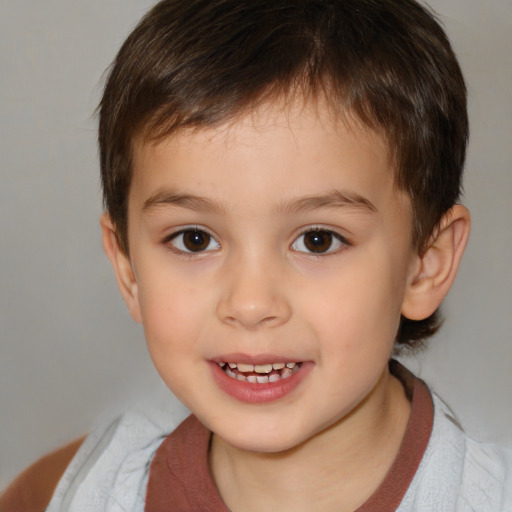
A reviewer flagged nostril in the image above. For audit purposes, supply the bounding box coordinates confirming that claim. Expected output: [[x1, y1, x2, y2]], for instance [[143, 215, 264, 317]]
[[260, 315, 278, 325]]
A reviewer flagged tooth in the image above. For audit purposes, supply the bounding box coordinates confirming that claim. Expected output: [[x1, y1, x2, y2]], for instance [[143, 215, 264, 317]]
[[286, 362, 296, 369], [247, 375, 257, 383], [269, 374, 280, 383], [217, 362, 225, 367], [228, 363, 237, 369], [255, 364, 273, 374], [237, 374, 247, 382], [281, 367, 293, 379], [237, 363, 254, 372], [272, 363, 286, 370], [226, 368, 237, 379], [256, 375, 269, 384]]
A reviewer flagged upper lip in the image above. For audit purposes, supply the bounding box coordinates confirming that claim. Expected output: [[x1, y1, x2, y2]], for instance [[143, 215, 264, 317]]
[[211, 353, 303, 365]]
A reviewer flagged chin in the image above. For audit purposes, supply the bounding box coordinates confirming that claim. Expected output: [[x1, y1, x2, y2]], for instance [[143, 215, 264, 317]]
[[223, 436, 300, 454], [211, 420, 314, 454]]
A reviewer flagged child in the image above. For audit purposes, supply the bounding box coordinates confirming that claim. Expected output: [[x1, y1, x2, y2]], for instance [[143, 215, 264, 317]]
[[2, 0, 511, 510]]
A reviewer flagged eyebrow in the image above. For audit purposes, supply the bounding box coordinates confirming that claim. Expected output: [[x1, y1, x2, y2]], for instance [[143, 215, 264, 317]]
[[277, 190, 378, 215], [142, 189, 377, 215], [143, 191, 228, 215]]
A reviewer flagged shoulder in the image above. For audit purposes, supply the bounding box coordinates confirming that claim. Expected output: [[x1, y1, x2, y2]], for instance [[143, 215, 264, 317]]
[[399, 391, 512, 512], [0, 436, 85, 512], [45, 404, 187, 512], [459, 431, 512, 511]]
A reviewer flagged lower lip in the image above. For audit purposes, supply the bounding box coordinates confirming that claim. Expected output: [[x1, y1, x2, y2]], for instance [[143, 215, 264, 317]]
[[210, 361, 313, 404]]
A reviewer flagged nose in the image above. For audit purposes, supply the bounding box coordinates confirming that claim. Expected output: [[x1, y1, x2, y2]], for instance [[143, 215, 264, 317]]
[[216, 256, 292, 330]]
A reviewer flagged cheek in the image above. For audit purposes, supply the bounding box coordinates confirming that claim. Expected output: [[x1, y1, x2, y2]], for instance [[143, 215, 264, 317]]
[[303, 254, 405, 354], [140, 289, 205, 402], [136, 272, 202, 357]]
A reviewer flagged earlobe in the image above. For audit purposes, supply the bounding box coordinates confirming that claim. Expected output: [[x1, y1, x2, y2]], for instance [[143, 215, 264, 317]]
[[402, 205, 471, 321], [100, 214, 142, 324]]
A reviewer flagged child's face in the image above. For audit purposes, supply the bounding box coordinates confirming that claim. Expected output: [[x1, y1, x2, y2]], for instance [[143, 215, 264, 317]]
[[122, 98, 418, 453]]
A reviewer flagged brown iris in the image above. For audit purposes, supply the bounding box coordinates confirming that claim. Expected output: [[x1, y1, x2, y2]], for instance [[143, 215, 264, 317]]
[[182, 230, 211, 252], [303, 230, 334, 253]]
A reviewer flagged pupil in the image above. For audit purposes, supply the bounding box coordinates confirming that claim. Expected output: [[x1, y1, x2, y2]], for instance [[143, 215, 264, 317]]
[[304, 231, 332, 253], [183, 230, 210, 251]]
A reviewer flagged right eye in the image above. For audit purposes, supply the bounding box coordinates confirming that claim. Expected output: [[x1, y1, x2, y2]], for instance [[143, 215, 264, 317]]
[[168, 229, 220, 253]]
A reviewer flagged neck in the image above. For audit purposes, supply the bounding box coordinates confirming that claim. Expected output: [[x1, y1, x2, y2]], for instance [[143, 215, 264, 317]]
[[209, 369, 411, 512]]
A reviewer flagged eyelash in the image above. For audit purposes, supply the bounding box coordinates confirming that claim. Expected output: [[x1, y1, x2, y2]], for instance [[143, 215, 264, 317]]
[[291, 227, 350, 256], [162, 226, 350, 256], [163, 227, 220, 255]]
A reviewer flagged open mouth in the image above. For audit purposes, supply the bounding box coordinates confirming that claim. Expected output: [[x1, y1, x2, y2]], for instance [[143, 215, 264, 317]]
[[217, 361, 302, 383]]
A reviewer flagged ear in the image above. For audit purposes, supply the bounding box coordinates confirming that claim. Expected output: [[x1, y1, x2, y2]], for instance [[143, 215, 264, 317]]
[[100, 213, 142, 324], [401, 205, 471, 321]]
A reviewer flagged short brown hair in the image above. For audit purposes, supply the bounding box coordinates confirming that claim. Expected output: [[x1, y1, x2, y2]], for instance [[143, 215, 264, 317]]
[[99, 0, 468, 349]]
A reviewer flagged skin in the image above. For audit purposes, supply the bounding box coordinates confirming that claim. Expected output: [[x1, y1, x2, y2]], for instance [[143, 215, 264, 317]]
[[102, 97, 470, 511]]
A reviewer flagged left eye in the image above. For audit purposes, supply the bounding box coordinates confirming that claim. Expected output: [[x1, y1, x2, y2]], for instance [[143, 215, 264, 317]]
[[291, 229, 346, 254], [168, 229, 220, 253]]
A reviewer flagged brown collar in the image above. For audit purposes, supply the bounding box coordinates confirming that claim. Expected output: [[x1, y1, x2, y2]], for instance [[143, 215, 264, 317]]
[[145, 361, 433, 512]]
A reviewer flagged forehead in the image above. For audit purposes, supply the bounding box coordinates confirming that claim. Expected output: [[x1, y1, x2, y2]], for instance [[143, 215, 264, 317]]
[[129, 97, 404, 217], [140, 94, 389, 154]]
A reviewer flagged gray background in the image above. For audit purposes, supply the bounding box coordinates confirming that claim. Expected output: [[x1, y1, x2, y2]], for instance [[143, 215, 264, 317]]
[[1, 0, 511, 488]]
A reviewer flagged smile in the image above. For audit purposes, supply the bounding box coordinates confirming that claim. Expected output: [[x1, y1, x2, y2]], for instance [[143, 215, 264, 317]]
[[211, 359, 312, 403], [217, 362, 302, 383]]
